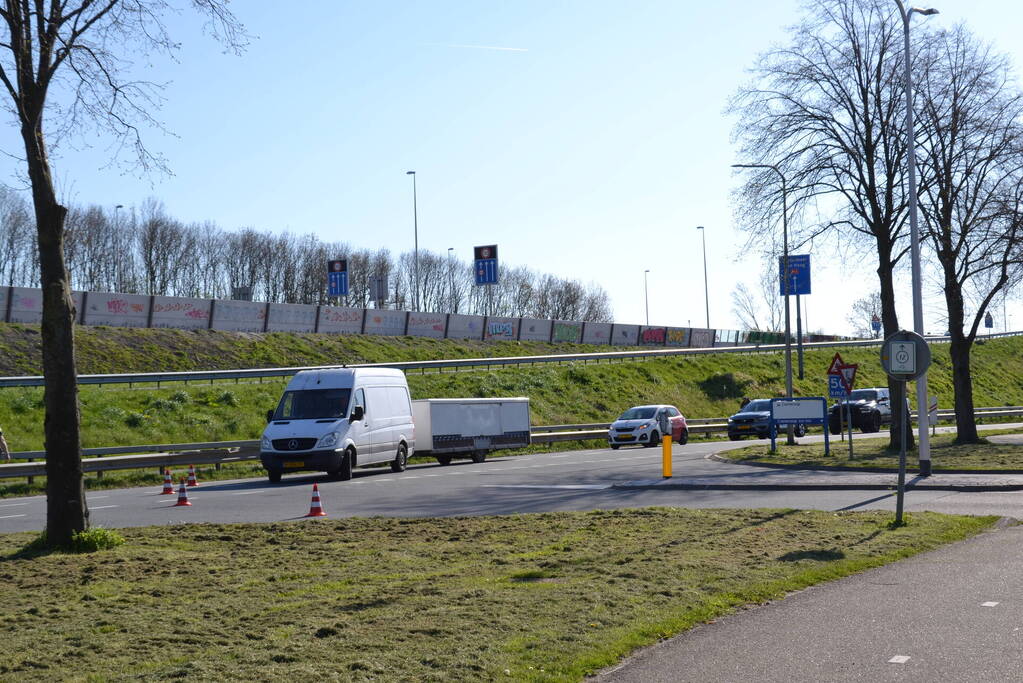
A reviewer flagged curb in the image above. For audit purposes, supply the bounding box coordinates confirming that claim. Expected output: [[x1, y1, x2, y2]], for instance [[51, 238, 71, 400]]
[[707, 453, 1023, 475], [612, 480, 1023, 492]]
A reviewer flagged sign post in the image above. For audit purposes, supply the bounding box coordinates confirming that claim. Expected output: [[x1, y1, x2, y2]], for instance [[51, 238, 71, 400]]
[[929, 395, 938, 436], [881, 329, 933, 525], [826, 352, 857, 459], [780, 254, 811, 379]]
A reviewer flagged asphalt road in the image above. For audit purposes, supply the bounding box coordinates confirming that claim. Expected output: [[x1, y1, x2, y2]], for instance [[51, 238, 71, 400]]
[[4, 426, 1023, 533]]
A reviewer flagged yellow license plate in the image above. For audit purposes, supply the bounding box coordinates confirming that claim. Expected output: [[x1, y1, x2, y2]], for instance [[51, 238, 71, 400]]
[[284, 461, 303, 468], [618, 435, 634, 441]]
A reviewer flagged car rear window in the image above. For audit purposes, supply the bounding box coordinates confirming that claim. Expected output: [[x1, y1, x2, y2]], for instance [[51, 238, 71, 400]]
[[742, 400, 772, 412]]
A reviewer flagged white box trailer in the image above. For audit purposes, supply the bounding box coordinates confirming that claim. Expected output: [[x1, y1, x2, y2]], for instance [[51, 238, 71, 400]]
[[412, 397, 531, 465]]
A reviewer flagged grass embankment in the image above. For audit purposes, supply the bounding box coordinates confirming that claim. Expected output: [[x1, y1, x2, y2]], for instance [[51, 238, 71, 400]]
[[2, 329, 1023, 494], [720, 430, 1023, 471], [0, 509, 997, 681]]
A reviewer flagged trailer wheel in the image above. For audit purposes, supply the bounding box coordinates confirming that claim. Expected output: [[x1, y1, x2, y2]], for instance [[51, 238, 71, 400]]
[[436, 454, 453, 466], [471, 451, 487, 464]]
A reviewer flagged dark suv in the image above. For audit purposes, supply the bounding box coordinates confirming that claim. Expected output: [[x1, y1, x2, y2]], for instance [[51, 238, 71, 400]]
[[728, 398, 807, 440], [829, 387, 892, 434]]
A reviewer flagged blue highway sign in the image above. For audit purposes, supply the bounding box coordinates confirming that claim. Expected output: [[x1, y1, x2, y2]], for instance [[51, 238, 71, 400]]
[[779, 254, 811, 296], [828, 374, 848, 399], [327, 259, 348, 297], [474, 245, 499, 285]]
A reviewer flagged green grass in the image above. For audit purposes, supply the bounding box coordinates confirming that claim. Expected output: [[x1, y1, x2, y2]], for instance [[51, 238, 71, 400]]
[[719, 430, 1023, 470], [0, 508, 997, 681]]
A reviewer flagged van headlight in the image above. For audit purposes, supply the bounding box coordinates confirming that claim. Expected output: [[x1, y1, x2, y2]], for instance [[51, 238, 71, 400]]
[[316, 432, 338, 448], [261, 436, 271, 449]]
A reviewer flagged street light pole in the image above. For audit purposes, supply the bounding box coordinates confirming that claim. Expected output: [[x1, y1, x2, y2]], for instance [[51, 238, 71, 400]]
[[697, 226, 709, 328], [447, 247, 455, 313], [733, 163, 795, 444], [644, 270, 650, 325], [895, 0, 938, 476], [406, 171, 419, 312], [114, 204, 124, 292]]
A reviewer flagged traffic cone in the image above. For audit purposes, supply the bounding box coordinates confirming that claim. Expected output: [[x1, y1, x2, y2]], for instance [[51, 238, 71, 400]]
[[186, 464, 199, 487], [304, 484, 326, 517], [160, 469, 174, 494], [173, 479, 192, 507]]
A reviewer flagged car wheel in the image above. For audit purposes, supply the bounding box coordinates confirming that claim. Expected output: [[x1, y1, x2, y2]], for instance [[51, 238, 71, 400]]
[[678, 429, 689, 445], [829, 420, 842, 435], [339, 449, 354, 481], [390, 442, 408, 473], [728, 433, 742, 441], [795, 424, 807, 437], [644, 431, 660, 448], [870, 411, 882, 432], [436, 454, 453, 466], [610, 444, 620, 450], [267, 470, 282, 483]]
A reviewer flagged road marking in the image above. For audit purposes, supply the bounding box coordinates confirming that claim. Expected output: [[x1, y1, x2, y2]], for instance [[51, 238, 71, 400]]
[[0, 502, 29, 508], [91, 505, 118, 510], [376, 478, 394, 482], [982, 601, 1000, 607], [404, 476, 421, 479], [482, 484, 611, 490], [423, 474, 440, 477], [231, 491, 265, 495], [888, 656, 911, 664], [88, 496, 109, 500], [0, 514, 27, 519]]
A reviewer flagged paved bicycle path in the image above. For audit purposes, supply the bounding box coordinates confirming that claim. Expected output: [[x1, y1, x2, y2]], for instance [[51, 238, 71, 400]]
[[594, 519, 1023, 682]]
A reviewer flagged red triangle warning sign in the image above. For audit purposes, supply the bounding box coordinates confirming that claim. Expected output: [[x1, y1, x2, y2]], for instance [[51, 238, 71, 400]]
[[839, 364, 858, 392], [827, 353, 845, 376]]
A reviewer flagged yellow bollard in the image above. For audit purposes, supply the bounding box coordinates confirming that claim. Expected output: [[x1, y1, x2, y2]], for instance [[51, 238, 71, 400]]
[[662, 434, 672, 478]]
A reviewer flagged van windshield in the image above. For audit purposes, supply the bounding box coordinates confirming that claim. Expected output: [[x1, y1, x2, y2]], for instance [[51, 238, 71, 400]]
[[273, 389, 352, 420]]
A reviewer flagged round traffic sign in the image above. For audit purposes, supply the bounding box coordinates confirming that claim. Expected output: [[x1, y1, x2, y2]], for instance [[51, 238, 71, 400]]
[[880, 330, 931, 381]]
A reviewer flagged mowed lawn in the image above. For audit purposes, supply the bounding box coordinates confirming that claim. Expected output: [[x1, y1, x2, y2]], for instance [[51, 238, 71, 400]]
[[720, 431, 1023, 470], [0, 508, 996, 681]]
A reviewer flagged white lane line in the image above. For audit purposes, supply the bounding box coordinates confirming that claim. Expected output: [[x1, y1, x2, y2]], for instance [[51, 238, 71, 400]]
[[0, 514, 27, 519], [423, 474, 441, 477], [375, 478, 394, 482], [88, 496, 109, 500], [482, 484, 611, 490], [231, 491, 265, 495], [982, 602, 1000, 607], [91, 505, 118, 510], [0, 502, 29, 508], [404, 476, 421, 479], [888, 656, 911, 664]]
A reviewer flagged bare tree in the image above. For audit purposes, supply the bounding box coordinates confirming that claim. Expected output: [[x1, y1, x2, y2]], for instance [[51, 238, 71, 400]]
[[847, 292, 883, 338], [915, 26, 1023, 442], [731, 0, 916, 450], [731, 258, 784, 332], [0, 1, 244, 545]]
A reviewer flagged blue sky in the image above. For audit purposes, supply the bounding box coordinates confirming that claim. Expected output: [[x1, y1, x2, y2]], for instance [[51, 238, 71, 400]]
[[3, 0, 1022, 336]]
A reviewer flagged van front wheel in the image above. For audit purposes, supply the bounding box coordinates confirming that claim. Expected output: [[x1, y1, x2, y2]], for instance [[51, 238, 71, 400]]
[[391, 443, 408, 473], [339, 449, 354, 481]]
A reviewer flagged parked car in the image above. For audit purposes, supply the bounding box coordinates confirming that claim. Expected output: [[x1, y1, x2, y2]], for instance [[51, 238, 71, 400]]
[[260, 368, 414, 483], [727, 399, 807, 440], [828, 387, 894, 434], [608, 405, 688, 449]]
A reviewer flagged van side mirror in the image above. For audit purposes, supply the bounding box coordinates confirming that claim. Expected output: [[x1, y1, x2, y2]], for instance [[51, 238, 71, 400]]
[[350, 405, 365, 422], [266, 409, 274, 423]]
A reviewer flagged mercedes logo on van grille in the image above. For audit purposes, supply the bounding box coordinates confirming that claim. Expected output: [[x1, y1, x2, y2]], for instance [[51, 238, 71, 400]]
[[288, 439, 298, 450]]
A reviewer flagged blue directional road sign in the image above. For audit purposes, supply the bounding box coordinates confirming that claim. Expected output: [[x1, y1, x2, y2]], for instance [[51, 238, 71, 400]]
[[474, 245, 499, 285], [327, 259, 348, 297], [779, 254, 811, 296], [871, 314, 881, 334]]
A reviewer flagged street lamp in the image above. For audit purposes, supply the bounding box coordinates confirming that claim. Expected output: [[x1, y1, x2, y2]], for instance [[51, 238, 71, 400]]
[[644, 270, 650, 325], [894, 0, 938, 476], [447, 247, 455, 313], [733, 163, 795, 444], [114, 204, 124, 292], [406, 171, 419, 311], [696, 226, 709, 328]]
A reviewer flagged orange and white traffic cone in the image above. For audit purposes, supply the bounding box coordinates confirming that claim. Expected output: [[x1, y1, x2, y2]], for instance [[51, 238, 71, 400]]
[[305, 483, 326, 517], [173, 479, 192, 507], [186, 464, 199, 487], [160, 469, 174, 494]]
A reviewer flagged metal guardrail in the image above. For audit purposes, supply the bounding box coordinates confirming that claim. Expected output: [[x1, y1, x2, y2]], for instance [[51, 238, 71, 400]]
[[7, 332, 1009, 389], [5, 406, 1021, 480]]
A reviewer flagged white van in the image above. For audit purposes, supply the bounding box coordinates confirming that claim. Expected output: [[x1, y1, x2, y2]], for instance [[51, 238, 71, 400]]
[[260, 368, 415, 483]]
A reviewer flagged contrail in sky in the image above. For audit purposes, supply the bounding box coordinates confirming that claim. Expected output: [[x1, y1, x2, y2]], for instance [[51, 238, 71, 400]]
[[428, 43, 528, 52]]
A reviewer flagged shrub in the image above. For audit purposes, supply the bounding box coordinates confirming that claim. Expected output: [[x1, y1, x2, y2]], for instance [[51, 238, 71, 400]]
[[124, 412, 147, 428], [217, 391, 238, 407], [21, 528, 126, 554], [170, 390, 190, 404]]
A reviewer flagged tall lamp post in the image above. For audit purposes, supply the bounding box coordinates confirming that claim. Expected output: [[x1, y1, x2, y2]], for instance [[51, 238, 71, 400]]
[[894, 0, 937, 475], [406, 171, 419, 311], [447, 247, 455, 313], [114, 204, 124, 292], [696, 226, 709, 328], [733, 163, 795, 445], [644, 269, 650, 325]]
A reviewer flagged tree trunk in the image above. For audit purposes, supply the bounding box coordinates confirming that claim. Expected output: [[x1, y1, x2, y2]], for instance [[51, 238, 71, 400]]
[[22, 118, 88, 546], [943, 266, 980, 443], [876, 243, 913, 451]]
